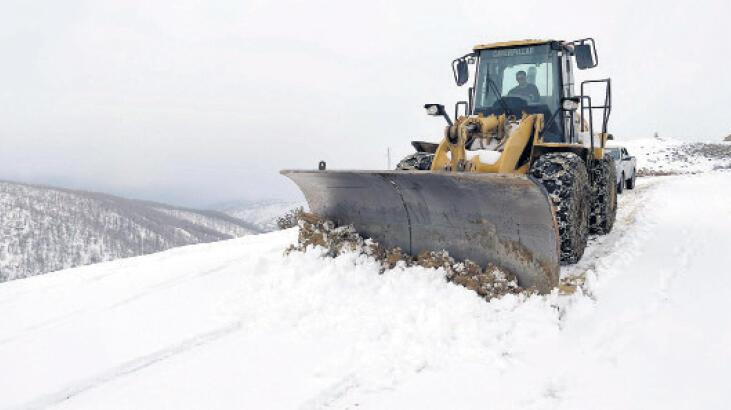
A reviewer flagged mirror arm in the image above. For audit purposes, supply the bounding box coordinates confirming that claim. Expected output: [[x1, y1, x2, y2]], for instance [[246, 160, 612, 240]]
[[454, 101, 468, 120], [468, 86, 474, 114]]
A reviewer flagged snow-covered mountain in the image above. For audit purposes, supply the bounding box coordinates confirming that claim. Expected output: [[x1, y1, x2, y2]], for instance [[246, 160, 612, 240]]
[[216, 199, 306, 232], [2, 170, 730, 409], [0, 181, 261, 282]]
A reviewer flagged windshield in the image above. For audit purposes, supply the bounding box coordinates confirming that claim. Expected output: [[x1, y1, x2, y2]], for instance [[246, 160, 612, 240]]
[[474, 44, 560, 116], [607, 148, 620, 160]]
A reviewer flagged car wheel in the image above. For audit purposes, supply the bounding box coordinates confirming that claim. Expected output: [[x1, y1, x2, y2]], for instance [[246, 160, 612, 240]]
[[617, 172, 624, 194], [626, 170, 636, 190]]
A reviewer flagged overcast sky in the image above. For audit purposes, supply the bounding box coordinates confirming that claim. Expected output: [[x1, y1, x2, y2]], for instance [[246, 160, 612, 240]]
[[1, 0, 730, 207]]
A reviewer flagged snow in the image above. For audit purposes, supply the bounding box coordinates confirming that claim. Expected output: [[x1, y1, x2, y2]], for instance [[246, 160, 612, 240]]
[[217, 199, 307, 232], [465, 150, 502, 164], [1, 172, 731, 409], [152, 207, 259, 237]]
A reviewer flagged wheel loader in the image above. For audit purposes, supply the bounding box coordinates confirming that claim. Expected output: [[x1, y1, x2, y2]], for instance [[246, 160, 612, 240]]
[[282, 38, 617, 293]]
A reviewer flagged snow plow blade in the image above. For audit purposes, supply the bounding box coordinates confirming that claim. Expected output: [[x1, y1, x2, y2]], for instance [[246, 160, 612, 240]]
[[281, 170, 559, 293]]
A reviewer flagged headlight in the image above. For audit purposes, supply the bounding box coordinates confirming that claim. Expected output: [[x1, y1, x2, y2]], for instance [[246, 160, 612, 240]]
[[562, 99, 579, 111], [426, 105, 441, 115], [422, 103, 452, 125]]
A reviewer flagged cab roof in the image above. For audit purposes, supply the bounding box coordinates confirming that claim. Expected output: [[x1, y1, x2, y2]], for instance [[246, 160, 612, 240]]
[[473, 39, 556, 51]]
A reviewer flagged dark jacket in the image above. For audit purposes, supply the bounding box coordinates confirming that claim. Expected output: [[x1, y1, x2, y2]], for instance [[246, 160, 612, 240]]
[[508, 83, 540, 102]]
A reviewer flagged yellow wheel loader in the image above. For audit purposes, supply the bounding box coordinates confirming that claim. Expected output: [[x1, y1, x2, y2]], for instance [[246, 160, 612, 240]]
[[282, 38, 617, 293]]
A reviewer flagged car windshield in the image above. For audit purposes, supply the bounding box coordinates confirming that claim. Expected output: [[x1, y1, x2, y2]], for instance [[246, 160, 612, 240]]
[[607, 148, 620, 160], [474, 44, 560, 115]]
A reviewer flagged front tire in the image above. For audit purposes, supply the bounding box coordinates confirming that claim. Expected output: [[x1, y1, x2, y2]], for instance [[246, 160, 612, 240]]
[[531, 152, 591, 264]]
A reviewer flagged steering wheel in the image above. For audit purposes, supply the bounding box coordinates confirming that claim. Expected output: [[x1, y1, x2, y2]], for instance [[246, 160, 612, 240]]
[[492, 96, 527, 116], [506, 91, 528, 101]]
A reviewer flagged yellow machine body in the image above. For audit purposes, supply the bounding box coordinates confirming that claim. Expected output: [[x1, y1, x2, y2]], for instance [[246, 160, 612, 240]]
[[431, 113, 608, 176]]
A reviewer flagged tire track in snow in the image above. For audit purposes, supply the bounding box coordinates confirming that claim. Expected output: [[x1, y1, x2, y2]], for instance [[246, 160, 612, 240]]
[[560, 177, 665, 295], [554, 177, 672, 337], [299, 374, 361, 410], [0, 245, 209, 307], [14, 321, 244, 410], [0, 255, 246, 347], [560, 174, 724, 380], [0, 233, 296, 347], [101, 255, 248, 310]]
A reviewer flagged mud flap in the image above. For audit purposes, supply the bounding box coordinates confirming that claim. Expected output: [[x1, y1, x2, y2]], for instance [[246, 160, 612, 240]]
[[281, 170, 560, 293]]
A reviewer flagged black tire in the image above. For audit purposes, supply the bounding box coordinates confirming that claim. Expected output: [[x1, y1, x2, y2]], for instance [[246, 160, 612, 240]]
[[396, 152, 434, 170], [617, 172, 624, 194], [626, 170, 636, 189], [530, 152, 590, 264], [589, 156, 618, 235]]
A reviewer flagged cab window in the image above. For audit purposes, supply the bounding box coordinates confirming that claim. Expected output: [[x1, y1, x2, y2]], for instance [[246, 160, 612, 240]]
[[500, 63, 555, 101], [474, 44, 560, 114]]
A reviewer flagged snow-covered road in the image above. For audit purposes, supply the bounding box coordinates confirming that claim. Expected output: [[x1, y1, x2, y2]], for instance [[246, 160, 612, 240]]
[[1, 173, 730, 409]]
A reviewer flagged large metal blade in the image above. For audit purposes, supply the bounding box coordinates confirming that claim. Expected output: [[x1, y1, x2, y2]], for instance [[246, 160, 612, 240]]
[[281, 170, 559, 293]]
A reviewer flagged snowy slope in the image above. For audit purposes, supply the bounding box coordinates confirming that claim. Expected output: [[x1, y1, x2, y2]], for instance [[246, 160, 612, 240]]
[[1, 172, 730, 409], [216, 199, 307, 232], [0, 181, 261, 282], [621, 137, 731, 175]]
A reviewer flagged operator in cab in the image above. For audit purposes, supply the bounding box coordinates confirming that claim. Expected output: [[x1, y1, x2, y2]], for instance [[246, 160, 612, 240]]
[[508, 70, 540, 102]]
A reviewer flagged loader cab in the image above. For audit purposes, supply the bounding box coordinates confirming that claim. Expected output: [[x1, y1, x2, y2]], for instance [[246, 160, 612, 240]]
[[455, 39, 610, 146], [472, 42, 565, 141]]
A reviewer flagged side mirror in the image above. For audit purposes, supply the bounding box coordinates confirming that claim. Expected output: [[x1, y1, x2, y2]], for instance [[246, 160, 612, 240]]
[[452, 59, 469, 86], [575, 44, 596, 70]]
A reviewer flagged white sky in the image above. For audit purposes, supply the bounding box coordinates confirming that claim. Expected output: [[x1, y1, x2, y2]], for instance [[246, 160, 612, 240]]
[[1, 0, 730, 206]]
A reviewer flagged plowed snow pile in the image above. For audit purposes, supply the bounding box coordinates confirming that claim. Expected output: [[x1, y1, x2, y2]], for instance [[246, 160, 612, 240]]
[[1, 172, 730, 409], [287, 212, 523, 301]]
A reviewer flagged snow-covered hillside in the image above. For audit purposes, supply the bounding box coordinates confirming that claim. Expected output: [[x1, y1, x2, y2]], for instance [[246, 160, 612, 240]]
[[216, 199, 306, 232], [1, 171, 730, 409], [0, 181, 261, 282], [621, 137, 731, 175]]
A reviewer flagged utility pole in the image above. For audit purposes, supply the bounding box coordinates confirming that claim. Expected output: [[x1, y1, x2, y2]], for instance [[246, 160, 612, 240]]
[[387, 147, 392, 169]]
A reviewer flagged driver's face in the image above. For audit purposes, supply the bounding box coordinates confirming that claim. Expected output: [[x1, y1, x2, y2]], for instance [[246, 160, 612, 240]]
[[516, 73, 526, 85]]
